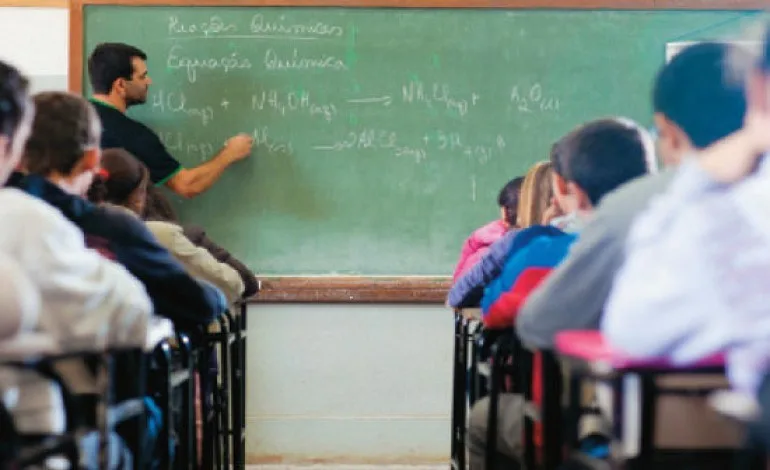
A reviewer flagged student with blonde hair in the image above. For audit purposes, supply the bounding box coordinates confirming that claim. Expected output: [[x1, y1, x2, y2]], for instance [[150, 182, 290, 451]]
[[447, 161, 554, 308]]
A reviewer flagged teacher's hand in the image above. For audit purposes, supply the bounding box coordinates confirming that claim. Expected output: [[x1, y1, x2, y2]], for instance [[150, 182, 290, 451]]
[[224, 134, 255, 162]]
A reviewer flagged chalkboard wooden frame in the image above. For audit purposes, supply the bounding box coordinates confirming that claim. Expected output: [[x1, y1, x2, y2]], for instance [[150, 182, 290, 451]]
[[69, 0, 765, 303], [253, 276, 451, 303]]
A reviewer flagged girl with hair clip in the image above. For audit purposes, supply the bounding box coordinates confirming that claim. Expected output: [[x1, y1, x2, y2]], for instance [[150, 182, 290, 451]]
[[88, 148, 247, 304], [447, 161, 561, 308]]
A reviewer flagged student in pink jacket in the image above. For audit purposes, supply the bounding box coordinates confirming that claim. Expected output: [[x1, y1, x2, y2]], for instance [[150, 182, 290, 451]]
[[453, 176, 523, 280]]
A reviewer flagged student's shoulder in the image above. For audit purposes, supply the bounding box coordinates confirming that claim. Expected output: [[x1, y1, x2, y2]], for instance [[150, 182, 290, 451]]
[[145, 220, 184, 242], [94, 204, 156, 240], [521, 230, 576, 257], [597, 171, 676, 219], [512, 225, 565, 249], [0, 188, 76, 230]]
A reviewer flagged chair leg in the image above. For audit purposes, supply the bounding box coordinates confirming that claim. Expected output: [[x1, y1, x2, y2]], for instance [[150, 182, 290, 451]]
[[177, 334, 196, 470], [230, 326, 244, 470], [485, 340, 504, 470], [200, 345, 215, 470], [519, 348, 536, 470], [631, 375, 656, 470], [219, 331, 231, 468], [239, 307, 247, 467], [450, 313, 468, 470], [541, 352, 564, 470], [154, 342, 174, 470]]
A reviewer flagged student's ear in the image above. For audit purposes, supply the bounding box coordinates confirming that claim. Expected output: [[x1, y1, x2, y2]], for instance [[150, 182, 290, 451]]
[[567, 181, 592, 210], [551, 172, 569, 198], [654, 114, 689, 150], [746, 70, 770, 115]]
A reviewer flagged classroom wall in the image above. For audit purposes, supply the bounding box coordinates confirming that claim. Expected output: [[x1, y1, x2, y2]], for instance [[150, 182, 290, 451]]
[[0, 7, 453, 463], [247, 303, 451, 464], [0, 8, 68, 93]]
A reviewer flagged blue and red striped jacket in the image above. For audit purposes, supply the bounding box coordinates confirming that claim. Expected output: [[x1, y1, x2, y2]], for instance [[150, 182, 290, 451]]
[[481, 226, 577, 329]]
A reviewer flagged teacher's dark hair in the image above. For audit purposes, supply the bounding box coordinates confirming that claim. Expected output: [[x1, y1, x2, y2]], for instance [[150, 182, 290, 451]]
[[88, 42, 148, 94]]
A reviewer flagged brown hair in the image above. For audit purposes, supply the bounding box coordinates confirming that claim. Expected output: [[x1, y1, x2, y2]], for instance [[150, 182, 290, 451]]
[[144, 186, 179, 223], [87, 148, 149, 213], [24, 92, 100, 176], [516, 161, 553, 228]]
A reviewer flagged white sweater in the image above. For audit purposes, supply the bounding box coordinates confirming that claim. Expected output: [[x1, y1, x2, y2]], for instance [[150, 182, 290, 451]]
[[0, 188, 152, 433]]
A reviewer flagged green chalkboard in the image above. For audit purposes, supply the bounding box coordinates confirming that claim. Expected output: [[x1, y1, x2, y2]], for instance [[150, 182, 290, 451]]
[[81, 6, 758, 275]]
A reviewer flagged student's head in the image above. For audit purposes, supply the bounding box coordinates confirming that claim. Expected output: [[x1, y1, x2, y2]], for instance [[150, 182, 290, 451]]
[[88, 43, 151, 107], [516, 161, 553, 228], [550, 118, 651, 217], [497, 176, 524, 227], [88, 148, 150, 215], [653, 42, 748, 167], [0, 61, 33, 185], [24, 92, 102, 196]]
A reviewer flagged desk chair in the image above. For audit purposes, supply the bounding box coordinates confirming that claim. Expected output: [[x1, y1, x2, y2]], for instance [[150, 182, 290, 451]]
[[0, 334, 79, 468], [555, 330, 742, 470], [229, 302, 248, 470], [451, 308, 483, 470], [484, 329, 537, 470]]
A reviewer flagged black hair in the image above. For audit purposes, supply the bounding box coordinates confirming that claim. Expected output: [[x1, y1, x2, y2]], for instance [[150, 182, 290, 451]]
[[0, 60, 30, 144], [87, 43, 148, 94], [497, 176, 524, 226], [653, 42, 747, 148], [551, 118, 650, 206]]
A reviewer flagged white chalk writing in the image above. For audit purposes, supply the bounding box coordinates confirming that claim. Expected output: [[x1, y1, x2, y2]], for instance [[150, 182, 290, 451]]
[[152, 89, 214, 126], [159, 131, 216, 162], [264, 48, 348, 72], [313, 129, 427, 163], [250, 14, 344, 38], [401, 80, 479, 118], [510, 83, 560, 113], [167, 45, 252, 83], [168, 16, 237, 37], [251, 89, 337, 122], [251, 127, 293, 156], [422, 131, 506, 165]]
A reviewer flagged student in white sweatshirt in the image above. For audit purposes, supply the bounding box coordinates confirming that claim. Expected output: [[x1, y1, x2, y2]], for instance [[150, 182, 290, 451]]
[[0, 60, 152, 435], [604, 29, 770, 395]]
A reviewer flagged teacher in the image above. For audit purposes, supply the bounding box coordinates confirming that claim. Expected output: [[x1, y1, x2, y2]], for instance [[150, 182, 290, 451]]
[[87, 42, 253, 198]]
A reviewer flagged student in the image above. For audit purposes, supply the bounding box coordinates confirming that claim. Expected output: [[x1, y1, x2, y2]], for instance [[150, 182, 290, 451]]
[[448, 162, 554, 308], [88, 42, 254, 198], [0, 61, 153, 436], [144, 186, 260, 298], [90, 148, 246, 304], [517, 42, 750, 350], [0, 253, 39, 339], [468, 117, 653, 470], [453, 176, 523, 280], [603, 32, 770, 396], [8, 91, 226, 330]]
